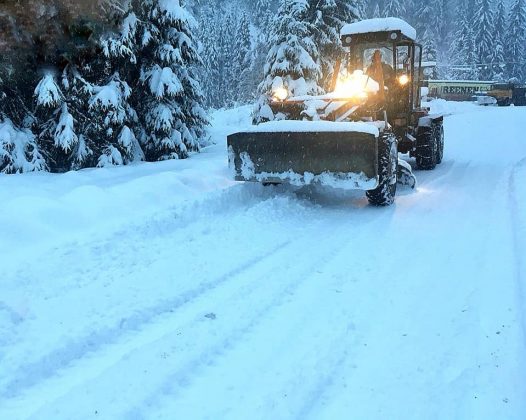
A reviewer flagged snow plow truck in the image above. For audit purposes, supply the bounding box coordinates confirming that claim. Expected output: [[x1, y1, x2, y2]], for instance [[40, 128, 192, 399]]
[[228, 18, 445, 206]]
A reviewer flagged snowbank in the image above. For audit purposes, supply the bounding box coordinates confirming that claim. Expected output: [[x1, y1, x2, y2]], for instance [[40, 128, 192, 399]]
[[423, 98, 479, 115], [0, 107, 254, 257]]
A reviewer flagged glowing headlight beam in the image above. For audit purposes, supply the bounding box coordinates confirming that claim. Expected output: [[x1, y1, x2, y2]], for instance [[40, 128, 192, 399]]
[[335, 78, 367, 98], [398, 74, 410, 86], [333, 70, 379, 99], [272, 87, 289, 101]]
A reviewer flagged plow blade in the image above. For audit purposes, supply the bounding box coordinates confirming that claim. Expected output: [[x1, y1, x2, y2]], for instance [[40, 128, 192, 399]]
[[227, 128, 379, 190]]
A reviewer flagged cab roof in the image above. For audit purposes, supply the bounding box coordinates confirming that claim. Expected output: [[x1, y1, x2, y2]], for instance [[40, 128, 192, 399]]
[[341, 18, 417, 42]]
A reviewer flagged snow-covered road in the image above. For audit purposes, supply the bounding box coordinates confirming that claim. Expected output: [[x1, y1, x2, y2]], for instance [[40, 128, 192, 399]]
[[1, 102, 525, 419]]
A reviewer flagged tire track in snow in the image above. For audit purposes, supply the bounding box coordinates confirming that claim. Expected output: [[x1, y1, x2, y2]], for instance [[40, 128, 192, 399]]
[[120, 213, 368, 420], [135, 204, 396, 420], [0, 239, 292, 399], [415, 160, 469, 186], [8, 209, 363, 419], [1, 195, 361, 417], [1, 188, 306, 397]]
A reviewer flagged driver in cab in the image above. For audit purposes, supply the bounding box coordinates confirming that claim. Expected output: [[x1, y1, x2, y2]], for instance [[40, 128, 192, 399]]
[[366, 50, 395, 98]]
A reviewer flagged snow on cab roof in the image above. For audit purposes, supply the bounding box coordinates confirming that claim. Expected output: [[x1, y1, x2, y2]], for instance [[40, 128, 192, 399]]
[[341, 17, 417, 41]]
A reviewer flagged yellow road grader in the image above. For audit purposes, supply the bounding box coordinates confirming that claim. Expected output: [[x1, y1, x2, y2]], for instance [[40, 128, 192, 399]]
[[228, 18, 445, 206]]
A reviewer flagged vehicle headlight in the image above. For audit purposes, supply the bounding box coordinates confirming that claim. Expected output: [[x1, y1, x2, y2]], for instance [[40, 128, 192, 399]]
[[272, 87, 289, 101], [335, 77, 367, 98], [334, 70, 378, 98], [398, 74, 410, 86]]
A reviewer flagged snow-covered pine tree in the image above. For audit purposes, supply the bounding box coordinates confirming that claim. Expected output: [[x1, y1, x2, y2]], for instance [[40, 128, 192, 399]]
[[236, 13, 257, 104], [34, 0, 132, 172], [0, 67, 32, 129], [506, 0, 526, 81], [87, 73, 144, 167], [197, 3, 222, 108], [450, 0, 480, 80], [310, 0, 363, 91], [71, 3, 140, 169], [373, 2, 382, 18], [194, 0, 282, 109], [430, 0, 451, 78], [59, 66, 97, 169], [33, 73, 70, 172], [1, 3, 47, 172], [464, 24, 480, 80], [33, 70, 99, 172], [212, 10, 254, 107], [217, 9, 238, 107], [241, 0, 283, 106], [254, 0, 275, 31], [421, 29, 438, 63], [473, 0, 496, 80], [101, 3, 140, 67], [0, 118, 46, 174], [404, 0, 415, 21], [1, 69, 45, 174], [354, 0, 367, 19], [383, 0, 406, 18], [253, 0, 322, 123], [196, 2, 252, 109], [132, 0, 208, 161], [413, 1, 438, 77], [491, 0, 507, 81]]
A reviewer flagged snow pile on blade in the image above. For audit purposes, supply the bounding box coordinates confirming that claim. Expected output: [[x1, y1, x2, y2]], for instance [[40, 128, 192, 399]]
[[247, 120, 380, 137], [235, 149, 378, 190], [341, 17, 417, 41]]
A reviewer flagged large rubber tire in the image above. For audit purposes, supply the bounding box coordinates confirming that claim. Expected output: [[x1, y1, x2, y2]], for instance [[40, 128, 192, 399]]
[[415, 126, 437, 170], [367, 132, 398, 206], [434, 122, 444, 164]]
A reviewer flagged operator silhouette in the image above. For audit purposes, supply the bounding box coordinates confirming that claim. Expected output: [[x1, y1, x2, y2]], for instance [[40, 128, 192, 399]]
[[367, 50, 395, 98]]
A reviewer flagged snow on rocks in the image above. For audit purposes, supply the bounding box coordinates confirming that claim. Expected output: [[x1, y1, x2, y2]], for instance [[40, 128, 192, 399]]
[[341, 17, 417, 41]]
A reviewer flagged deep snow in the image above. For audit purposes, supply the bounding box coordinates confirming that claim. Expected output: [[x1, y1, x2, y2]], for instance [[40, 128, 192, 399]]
[[0, 101, 525, 419]]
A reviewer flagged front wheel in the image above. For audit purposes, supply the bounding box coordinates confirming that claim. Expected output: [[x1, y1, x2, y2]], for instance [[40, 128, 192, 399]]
[[367, 132, 398, 206]]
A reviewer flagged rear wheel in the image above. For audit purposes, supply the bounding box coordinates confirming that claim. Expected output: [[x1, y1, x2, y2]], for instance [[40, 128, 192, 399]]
[[415, 126, 437, 170], [434, 122, 444, 164], [367, 132, 398, 206]]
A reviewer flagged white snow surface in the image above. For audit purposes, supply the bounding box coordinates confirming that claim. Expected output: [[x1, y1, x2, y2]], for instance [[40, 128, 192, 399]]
[[341, 17, 417, 41], [1, 102, 526, 419], [247, 120, 379, 136]]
